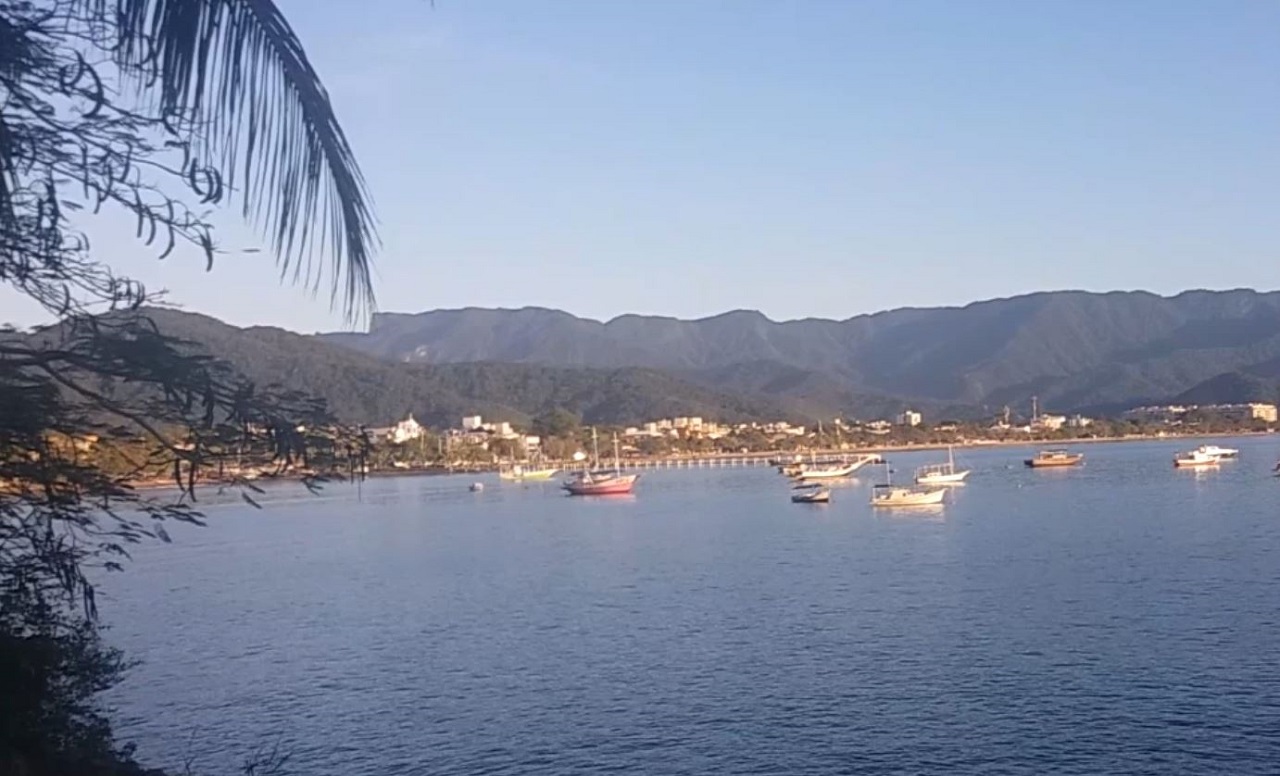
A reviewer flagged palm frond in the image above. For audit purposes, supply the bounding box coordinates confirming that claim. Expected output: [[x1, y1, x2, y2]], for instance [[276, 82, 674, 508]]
[[81, 0, 378, 322]]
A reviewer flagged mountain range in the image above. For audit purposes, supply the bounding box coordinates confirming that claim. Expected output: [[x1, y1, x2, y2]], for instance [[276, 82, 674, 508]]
[[29, 289, 1280, 429], [106, 309, 796, 428], [320, 288, 1280, 416]]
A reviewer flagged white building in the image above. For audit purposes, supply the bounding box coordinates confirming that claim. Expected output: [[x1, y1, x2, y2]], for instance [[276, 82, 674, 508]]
[[376, 414, 424, 444], [1033, 414, 1067, 432], [896, 410, 922, 427], [462, 415, 484, 431]]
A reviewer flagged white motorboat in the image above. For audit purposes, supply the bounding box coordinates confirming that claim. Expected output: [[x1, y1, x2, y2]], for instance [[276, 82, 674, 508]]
[[914, 446, 971, 485], [871, 462, 946, 507], [1197, 444, 1239, 459], [872, 485, 947, 507], [791, 484, 831, 504], [1174, 449, 1220, 468]]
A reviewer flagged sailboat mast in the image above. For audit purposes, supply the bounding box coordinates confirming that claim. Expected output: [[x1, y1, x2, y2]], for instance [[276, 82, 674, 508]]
[[592, 427, 600, 469]]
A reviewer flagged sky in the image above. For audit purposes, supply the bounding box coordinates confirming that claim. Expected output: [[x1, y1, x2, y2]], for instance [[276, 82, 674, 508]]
[[4, 0, 1279, 332]]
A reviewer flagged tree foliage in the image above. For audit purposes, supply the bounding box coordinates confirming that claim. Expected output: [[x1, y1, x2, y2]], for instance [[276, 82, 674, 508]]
[[1, 0, 376, 773]]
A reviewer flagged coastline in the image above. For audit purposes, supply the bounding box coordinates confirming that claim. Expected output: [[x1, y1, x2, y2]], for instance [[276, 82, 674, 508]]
[[117, 430, 1274, 491]]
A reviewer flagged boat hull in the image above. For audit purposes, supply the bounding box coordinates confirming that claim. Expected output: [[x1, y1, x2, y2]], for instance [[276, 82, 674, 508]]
[[872, 487, 946, 507], [1025, 457, 1083, 468], [793, 455, 881, 480], [1174, 452, 1219, 468], [563, 474, 638, 496], [791, 492, 831, 504], [915, 470, 970, 485], [500, 467, 559, 481]]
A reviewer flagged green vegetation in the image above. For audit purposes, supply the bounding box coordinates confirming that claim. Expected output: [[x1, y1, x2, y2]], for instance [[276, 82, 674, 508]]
[[1, 1, 375, 774], [318, 292, 1280, 416]]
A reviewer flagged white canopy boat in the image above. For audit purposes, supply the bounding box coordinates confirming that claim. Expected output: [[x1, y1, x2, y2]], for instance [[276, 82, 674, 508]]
[[1174, 449, 1220, 468], [1197, 444, 1239, 459], [871, 462, 946, 507], [914, 446, 971, 485]]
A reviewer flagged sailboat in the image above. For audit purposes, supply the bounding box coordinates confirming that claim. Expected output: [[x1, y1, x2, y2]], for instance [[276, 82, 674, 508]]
[[871, 462, 946, 507], [563, 429, 638, 496], [914, 445, 970, 485]]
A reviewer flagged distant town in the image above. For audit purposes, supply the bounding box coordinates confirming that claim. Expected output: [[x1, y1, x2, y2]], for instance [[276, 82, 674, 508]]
[[360, 401, 1279, 471]]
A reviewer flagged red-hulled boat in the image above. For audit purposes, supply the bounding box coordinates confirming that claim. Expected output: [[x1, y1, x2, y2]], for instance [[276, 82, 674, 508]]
[[564, 429, 638, 496], [563, 471, 639, 496]]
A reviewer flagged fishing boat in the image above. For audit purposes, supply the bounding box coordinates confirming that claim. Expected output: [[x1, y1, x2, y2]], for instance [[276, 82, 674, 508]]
[[1174, 449, 1220, 468], [1024, 449, 1084, 468], [914, 445, 970, 485], [870, 463, 945, 507], [791, 484, 831, 504], [1197, 444, 1239, 459], [563, 430, 638, 496], [498, 463, 559, 481], [792, 453, 882, 481]]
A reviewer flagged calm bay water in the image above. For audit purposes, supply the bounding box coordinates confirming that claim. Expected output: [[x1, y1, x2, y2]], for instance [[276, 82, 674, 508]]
[[103, 438, 1280, 775]]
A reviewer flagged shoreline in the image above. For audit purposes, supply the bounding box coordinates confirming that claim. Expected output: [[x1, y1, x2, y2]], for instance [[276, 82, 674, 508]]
[[118, 430, 1273, 490]]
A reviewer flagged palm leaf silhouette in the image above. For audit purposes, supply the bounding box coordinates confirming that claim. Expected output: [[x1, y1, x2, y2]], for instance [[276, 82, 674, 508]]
[[80, 0, 379, 321]]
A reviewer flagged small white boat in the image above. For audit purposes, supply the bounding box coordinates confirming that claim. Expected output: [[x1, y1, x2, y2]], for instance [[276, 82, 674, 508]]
[[1197, 444, 1239, 459], [791, 485, 831, 504], [872, 485, 946, 507], [499, 464, 560, 481], [914, 446, 971, 485], [871, 462, 946, 507], [1174, 449, 1220, 468], [469, 482, 485, 492]]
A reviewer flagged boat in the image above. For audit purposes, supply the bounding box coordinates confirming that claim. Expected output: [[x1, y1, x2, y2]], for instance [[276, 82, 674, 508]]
[[792, 453, 882, 480], [1174, 449, 1220, 468], [870, 462, 946, 507], [469, 482, 485, 492], [914, 445, 971, 485], [498, 463, 559, 481], [1024, 450, 1084, 468], [872, 485, 946, 507], [791, 484, 831, 504], [563, 430, 638, 496], [1197, 444, 1239, 459]]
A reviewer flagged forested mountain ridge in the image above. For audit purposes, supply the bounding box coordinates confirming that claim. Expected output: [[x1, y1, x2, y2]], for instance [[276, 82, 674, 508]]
[[318, 289, 1280, 412], [57, 309, 800, 427]]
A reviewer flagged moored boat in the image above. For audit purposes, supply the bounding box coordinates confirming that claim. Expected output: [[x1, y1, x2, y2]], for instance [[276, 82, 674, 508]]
[[791, 484, 831, 504], [870, 460, 946, 507], [1174, 449, 1220, 468], [915, 446, 970, 485], [563, 471, 638, 496], [1197, 444, 1239, 459], [792, 453, 882, 480], [871, 485, 946, 507], [499, 463, 560, 481], [1025, 450, 1084, 468], [563, 429, 638, 496]]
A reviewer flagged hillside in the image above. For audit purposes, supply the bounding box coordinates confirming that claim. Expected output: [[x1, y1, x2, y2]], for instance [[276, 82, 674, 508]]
[[318, 289, 1280, 413], [97, 309, 797, 427]]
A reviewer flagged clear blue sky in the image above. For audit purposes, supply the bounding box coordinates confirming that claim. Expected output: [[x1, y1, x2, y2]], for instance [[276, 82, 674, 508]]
[[5, 0, 1279, 332]]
